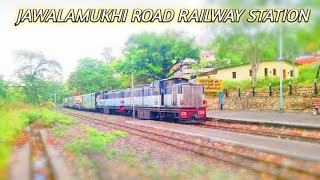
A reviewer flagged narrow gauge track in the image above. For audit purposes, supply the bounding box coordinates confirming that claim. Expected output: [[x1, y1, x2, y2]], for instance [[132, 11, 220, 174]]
[[59, 109, 320, 179], [30, 126, 55, 180], [193, 123, 320, 144]]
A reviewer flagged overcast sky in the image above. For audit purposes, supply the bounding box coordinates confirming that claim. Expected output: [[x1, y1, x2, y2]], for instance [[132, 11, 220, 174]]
[[0, 0, 211, 81]]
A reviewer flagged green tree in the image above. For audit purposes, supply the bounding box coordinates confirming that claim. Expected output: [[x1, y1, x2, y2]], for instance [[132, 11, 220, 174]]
[[122, 31, 200, 81], [14, 50, 62, 105], [210, 25, 277, 85], [207, 0, 320, 84], [0, 75, 8, 99], [67, 58, 120, 94]]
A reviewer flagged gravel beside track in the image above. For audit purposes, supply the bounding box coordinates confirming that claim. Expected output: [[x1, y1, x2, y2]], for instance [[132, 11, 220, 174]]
[[193, 121, 320, 144], [59, 108, 320, 179]]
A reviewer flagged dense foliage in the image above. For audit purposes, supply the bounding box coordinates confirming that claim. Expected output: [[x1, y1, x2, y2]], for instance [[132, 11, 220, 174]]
[[13, 50, 62, 105], [207, 0, 320, 85], [122, 31, 200, 80], [67, 58, 131, 95], [66, 31, 200, 94]]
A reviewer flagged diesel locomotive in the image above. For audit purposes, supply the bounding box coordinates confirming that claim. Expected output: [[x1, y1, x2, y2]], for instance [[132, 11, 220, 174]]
[[63, 77, 207, 123]]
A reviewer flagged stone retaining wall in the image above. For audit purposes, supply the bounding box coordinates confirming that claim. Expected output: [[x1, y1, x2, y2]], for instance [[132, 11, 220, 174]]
[[206, 86, 320, 112]]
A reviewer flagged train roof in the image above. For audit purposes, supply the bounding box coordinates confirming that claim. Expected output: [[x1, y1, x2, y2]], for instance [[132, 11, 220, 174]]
[[159, 77, 189, 82]]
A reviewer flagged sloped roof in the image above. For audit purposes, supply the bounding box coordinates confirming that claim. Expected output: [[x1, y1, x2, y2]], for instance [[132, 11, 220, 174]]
[[295, 55, 319, 65], [215, 59, 293, 70]]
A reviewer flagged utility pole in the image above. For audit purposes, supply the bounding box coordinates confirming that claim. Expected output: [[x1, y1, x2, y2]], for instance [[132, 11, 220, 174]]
[[131, 60, 135, 119], [279, 26, 284, 111]]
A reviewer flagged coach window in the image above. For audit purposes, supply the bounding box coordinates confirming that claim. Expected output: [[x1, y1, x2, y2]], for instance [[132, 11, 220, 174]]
[[232, 72, 236, 79], [153, 82, 160, 95], [137, 89, 140, 97], [144, 88, 149, 96], [165, 86, 172, 94]]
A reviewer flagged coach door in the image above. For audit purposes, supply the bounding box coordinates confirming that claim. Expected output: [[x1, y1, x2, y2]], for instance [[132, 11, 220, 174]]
[[160, 81, 164, 106], [172, 86, 177, 106]]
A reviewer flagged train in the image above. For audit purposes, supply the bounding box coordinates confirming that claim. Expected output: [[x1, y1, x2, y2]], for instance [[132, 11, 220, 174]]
[[63, 77, 207, 123]]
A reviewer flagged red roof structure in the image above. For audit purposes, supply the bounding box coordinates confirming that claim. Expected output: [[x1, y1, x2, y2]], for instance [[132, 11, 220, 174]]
[[294, 55, 319, 65]]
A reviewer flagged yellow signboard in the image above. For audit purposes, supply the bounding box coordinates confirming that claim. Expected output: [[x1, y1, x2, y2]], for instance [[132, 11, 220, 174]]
[[196, 77, 223, 93]]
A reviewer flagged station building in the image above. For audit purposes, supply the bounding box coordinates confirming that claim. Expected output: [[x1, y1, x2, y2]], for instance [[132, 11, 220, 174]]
[[208, 60, 299, 81]]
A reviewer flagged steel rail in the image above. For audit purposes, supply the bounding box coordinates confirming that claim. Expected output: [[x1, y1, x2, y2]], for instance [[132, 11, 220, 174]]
[[59, 109, 320, 179]]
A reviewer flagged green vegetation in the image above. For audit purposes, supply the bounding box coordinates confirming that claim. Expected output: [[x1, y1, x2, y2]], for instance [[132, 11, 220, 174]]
[[192, 165, 207, 175], [113, 130, 129, 137], [122, 31, 200, 80], [0, 109, 31, 175], [24, 108, 73, 127], [120, 151, 140, 167], [166, 168, 181, 179], [14, 50, 63, 105], [146, 163, 158, 171], [66, 31, 200, 94], [0, 75, 70, 178], [295, 65, 319, 86], [67, 58, 125, 94], [66, 127, 128, 155], [0, 99, 70, 179], [51, 124, 71, 137], [182, 156, 192, 162], [106, 149, 117, 159], [207, 0, 320, 86], [141, 152, 150, 161]]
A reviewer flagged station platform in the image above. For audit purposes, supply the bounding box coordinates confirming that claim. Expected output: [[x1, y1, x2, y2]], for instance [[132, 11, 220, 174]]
[[126, 120, 320, 162], [206, 110, 320, 129]]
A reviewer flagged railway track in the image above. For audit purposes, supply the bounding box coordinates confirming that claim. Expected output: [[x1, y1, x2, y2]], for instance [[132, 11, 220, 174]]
[[193, 123, 320, 144], [58, 107, 320, 144], [59, 109, 320, 179]]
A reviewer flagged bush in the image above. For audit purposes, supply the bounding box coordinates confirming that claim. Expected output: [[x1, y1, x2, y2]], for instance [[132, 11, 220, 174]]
[[23, 108, 73, 127], [293, 65, 319, 86], [0, 106, 71, 177]]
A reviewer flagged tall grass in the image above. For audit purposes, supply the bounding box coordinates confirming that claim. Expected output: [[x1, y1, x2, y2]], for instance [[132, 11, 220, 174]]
[[294, 65, 319, 87], [0, 99, 71, 179], [0, 100, 30, 177]]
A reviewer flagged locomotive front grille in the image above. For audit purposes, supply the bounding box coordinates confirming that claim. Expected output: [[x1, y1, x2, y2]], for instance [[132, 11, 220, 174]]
[[182, 85, 203, 107]]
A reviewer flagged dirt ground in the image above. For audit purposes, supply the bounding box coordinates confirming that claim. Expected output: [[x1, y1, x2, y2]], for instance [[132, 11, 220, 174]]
[[46, 115, 258, 180]]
